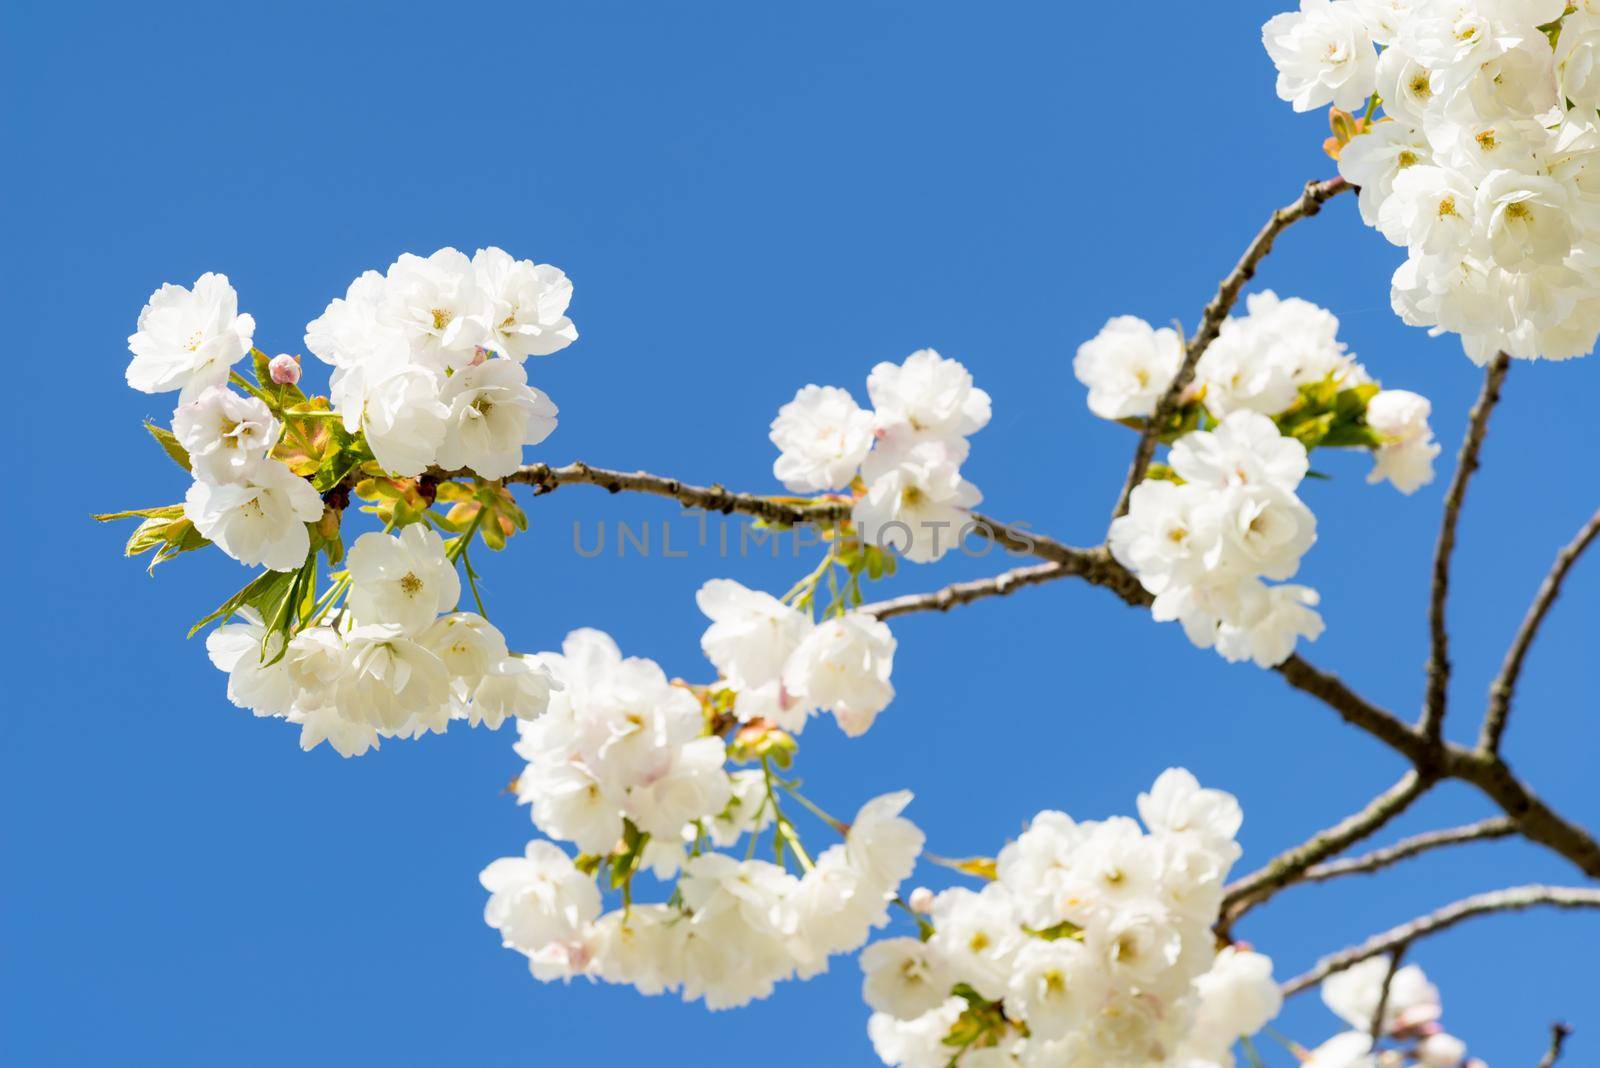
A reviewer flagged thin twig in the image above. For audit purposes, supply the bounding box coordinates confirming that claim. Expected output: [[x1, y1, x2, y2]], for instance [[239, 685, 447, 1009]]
[[1369, 944, 1407, 1043], [1481, 507, 1600, 754], [1422, 353, 1511, 742], [1539, 1023, 1574, 1068], [859, 561, 1070, 620], [1300, 817, 1517, 884], [1280, 885, 1600, 996], [1220, 772, 1430, 933], [1110, 176, 1351, 520]]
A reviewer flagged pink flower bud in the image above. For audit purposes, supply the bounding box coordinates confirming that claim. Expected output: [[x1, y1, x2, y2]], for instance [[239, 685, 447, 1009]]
[[907, 887, 934, 913], [268, 353, 302, 386]]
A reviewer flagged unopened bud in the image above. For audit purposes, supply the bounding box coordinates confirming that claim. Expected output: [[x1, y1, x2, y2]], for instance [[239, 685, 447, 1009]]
[[907, 887, 934, 913], [268, 353, 302, 385]]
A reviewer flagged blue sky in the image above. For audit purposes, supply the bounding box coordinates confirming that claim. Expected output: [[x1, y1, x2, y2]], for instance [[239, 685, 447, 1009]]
[[5, 1, 1597, 1064]]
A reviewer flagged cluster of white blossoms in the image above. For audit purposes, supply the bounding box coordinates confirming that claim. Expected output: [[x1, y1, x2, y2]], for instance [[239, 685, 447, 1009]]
[[1303, 957, 1483, 1067], [863, 770, 1283, 1067], [698, 578, 896, 736], [205, 526, 560, 756], [1265, 0, 1600, 363], [1078, 293, 1442, 666], [1076, 292, 1441, 496], [1110, 412, 1326, 668], [124, 274, 322, 571], [770, 349, 990, 563], [487, 631, 924, 1007], [305, 246, 573, 477]]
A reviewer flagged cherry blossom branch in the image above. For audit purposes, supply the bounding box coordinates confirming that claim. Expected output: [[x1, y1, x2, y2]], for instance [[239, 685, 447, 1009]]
[[1539, 1023, 1574, 1068], [859, 561, 1074, 621], [1421, 353, 1512, 743], [1440, 747, 1600, 878], [1480, 506, 1600, 754], [1299, 817, 1517, 884], [1218, 772, 1430, 934], [1280, 885, 1600, 997], [1110, 175, 1351, 520], [480, 457, 1600, 880]]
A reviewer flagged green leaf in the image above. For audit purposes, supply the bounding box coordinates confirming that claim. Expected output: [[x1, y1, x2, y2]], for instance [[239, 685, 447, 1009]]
[[144, 422, 192, 471], [1022, 919, 1084, 941], [188, 569, 295, 638], [95, 504, 185, 523]]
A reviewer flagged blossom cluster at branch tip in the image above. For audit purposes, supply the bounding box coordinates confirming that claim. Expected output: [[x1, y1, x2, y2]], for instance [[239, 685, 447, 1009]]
[[699, 578, 896, 736], [1305, 956, 1485, 1067], [770, 349, 990, 563], [1078, 294, 1442, 666], [1265, 0, 1600, 362], [488, 630, 924, 1007], [207, 525, 561, 756], [865, 769, 1283, 1067], [306, 246, 572, 477]]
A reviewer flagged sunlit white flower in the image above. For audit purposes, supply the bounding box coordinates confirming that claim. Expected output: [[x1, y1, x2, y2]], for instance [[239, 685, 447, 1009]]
[[480, 840, 601, 953], [784, 613, 896, 736], [127, 272, 256, 403], [861, 937, 953, 1021], [184, 460, 324, 571], [1366, 389, 1440, 493], [854, 439, 981, 564], [347, 526, 461, 636], [378, 248, 491, 372], [769, 385, 875, 492], [435, 358, 558, 479], [1262, 0, 1379, 112], [472, 246, 579, 361], [1073, 316, 1182, 421], [359, 366, 450, 477], [335, 623, 452, 733], [472, 656, 562, 729], [867, 349, 992, 447], [172, 386, 280, 485]]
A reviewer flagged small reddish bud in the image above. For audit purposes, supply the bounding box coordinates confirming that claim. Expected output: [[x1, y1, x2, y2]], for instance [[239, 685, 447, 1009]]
[[268, 353, 302, 385]]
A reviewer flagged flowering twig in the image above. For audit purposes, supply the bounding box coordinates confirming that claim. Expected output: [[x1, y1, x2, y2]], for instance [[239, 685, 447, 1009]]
[[1219, 772, 1430, 934], [475, 453, 1600, 883], [1279, 885, 1600, 997], [1422, 353, 1511, 742], [1299, 817, 1518, 884], [1539, 1023, 1574, 1068], [1110, 176, 1351, 520], [1481, 506, 1600, 754]]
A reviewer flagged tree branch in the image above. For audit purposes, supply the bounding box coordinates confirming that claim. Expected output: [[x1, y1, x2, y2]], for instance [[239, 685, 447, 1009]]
[[860, 562, 1072, 621], [1368, 945, 1406, 1042], [1299, 817, 1517, 884], [1442, 747, 1600, 878], [1110, 176, 1351, 520], [1539, 1023, 1574, 1068], [479, 457, 1600, 881], [1480, 507, 1600, 754], [1280, 885, 1600, 996], [1220, 772, 1430, 933], [1422, 353, 1511, 742]]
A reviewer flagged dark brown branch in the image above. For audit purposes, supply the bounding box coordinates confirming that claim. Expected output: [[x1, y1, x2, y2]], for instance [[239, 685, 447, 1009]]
[[1110, 176, 1351, 520], [1481, 507, 1600, 754], [1540, 1023, 1574, 1068], [1422, 353, 1511, 742], [1442, 747, 1600, 878], [1281, 885, 1600, 996], [1300, 817, 1517, 884], [1220, 772, 1430, 933]]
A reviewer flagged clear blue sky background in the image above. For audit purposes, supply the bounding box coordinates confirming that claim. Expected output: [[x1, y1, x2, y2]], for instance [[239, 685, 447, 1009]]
[[5, 2, 1596, 1064]]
